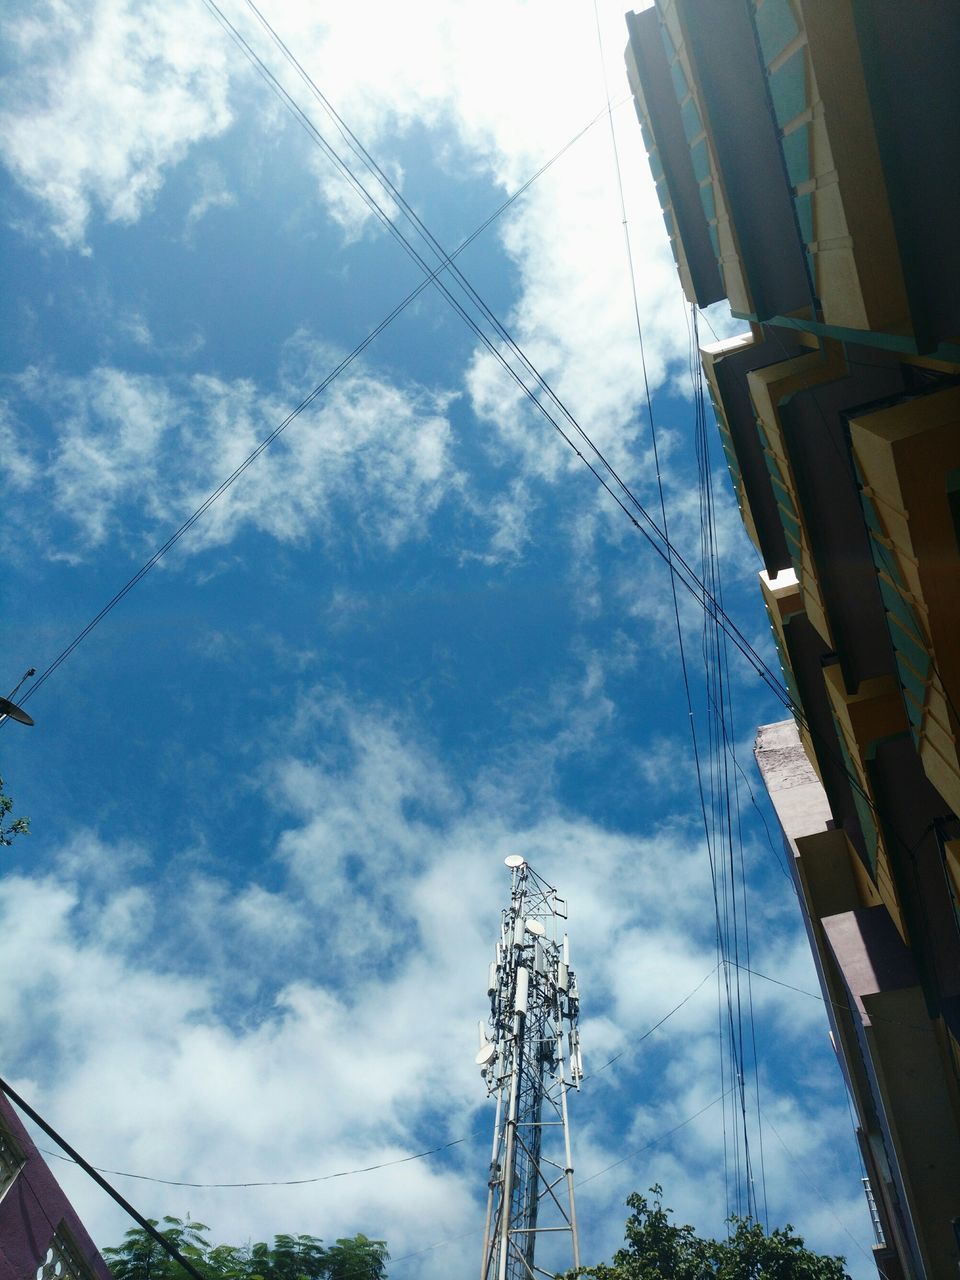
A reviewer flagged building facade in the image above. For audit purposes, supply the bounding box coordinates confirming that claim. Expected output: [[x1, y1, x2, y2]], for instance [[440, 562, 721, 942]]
[[625, 3, 960, 1278], [0, 1092, 112, 1280]]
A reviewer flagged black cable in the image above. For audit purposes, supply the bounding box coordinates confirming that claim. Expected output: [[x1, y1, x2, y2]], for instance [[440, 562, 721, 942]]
[[217, 0, 803, 720], [18, 0, 804, 751], [579, 964, 718, 1080], [574, 1089, 731, 1189], [40, 1134, 470, 1190], [727, 959, 931, 1031], [591, 0, 749, 1222], [12, 95, 613, 712], [34, 966, 718, 1192], [0, 1076, 207, 1280]]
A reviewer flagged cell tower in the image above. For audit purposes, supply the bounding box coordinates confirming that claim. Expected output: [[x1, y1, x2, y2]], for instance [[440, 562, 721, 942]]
[[477, 856, 583, 1280]]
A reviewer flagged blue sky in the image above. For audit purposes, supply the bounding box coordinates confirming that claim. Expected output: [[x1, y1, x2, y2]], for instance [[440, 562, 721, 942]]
[[1, 1, 877, 1275]]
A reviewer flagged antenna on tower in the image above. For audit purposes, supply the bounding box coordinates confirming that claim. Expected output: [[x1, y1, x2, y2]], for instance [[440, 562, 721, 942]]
[[478, 856, 582, 1280]]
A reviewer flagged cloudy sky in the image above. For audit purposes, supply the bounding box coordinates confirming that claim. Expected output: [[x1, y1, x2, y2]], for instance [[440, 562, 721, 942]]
[[1, 0, 877, 1275]]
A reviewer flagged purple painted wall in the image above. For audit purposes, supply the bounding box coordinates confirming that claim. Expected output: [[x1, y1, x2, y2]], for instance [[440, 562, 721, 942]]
[[0, 1092, 112, 1280]]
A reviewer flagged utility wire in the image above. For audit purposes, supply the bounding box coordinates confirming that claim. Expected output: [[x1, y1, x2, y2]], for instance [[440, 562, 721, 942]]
[[36, 965, 719, 1191], [40, 1135, 471, 1190], [591, 0, 749, 1224], [726, 959, 932, 1031], [0, 1076, 207, 1280], [580, 963, 718, 1079], [574, 1090, 731, 1189], [17, 0, 874, 832], [12, 94, 617, 711], [208, 0, 802, 718]]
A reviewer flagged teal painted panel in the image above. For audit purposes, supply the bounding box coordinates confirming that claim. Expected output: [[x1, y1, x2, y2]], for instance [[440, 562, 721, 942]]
[[782, 123, 810, 187], [656, 177, 671, 213], [649, 149, 664, 181], [707, 223, 720, 259], [690, 138, 711, 183], [720, 440, 742, 483], [878, 575, 925, 643], [860, 491, 884, 538], [835, 724, 878, 873], [763, 449, 785, 484], [681, 95, 702, 144], [754, 0, 799, 67], [889, 613, 931, 681], [794, 191, 813, 246], [896, 652, 928, 708], [778, 503, 801, 543], [640, 120, 654, 152], [769, 47, 807, 127], [898, 676, 924, 729], [670, 57, 688, 104], [659, 18, 675, 59], [699, 181, 716, 222], [871, 534, 908, 591], [770, 473, 798, 516]]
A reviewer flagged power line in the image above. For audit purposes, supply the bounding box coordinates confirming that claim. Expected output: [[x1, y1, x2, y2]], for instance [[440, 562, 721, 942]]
[[35, 966, 718, 1191], [12, 97, 616, 711], [574, 1090, 731, 1190], [0, 1076, 207, 1280], [591, 1, 754, 1223], [40, 1135, 471, 1190], [580, 963, 718, 1080], [226, 0, 801, 721], [17, 0, 805, 749], [726, 958, 931, 1032]]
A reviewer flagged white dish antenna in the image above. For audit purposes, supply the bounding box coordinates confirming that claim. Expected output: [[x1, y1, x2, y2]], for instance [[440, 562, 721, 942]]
[[476, 1042, 496, 1067], [524, 919, 546, 937], [504, 855, 525, 868]]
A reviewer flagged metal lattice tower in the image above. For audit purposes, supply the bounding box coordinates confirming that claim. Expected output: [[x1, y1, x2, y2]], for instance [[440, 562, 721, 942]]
[[477, 857, 582, 1280]]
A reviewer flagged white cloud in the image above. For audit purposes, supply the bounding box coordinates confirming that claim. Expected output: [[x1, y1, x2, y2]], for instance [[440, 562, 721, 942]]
[[2, 0, 720, 584], [0, 4, 879, 1275], [0, 690, 877, 1276], [3, 345, 461, 560], [184, 161, 236, 235], [0, 0, 233, 249]]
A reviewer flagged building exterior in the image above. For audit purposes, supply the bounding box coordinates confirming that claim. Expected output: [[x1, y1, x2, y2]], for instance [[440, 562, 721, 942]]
[[0, 1091, 112, 1280], [625, 3, 960, 1278]]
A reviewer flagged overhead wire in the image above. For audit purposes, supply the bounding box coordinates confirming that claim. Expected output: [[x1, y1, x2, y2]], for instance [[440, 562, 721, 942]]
[[5, 0, 907, 944], [591, 0, 766, 1225], [40, 1135, 471, 1190], [2, 9, 936, 1275], [12, 0, 886, 837], [693, 304, 756, 1223], [10, 87, 622, 712], [761, 1107, 883, 1272], [0, 1076, 208, 1280], [574, 1090, 731, 1190], [34, 965, 718, 1190], [226, 0, 810, 723], [692, 306, 767, 1226]]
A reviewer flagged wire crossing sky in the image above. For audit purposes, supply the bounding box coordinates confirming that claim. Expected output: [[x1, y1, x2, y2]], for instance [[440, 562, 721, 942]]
[[0, 1, 877, 1275]]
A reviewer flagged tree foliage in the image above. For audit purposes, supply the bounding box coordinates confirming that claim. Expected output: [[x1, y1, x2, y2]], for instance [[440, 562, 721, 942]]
[[0, 775, 29, 847], [103, 1219, 388, 1280], [563, 1186, 847, 1280]]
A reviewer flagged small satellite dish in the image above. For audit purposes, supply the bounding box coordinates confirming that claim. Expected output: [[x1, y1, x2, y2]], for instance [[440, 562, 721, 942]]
[[504, 855, 525, 868], [475, 1042, 496, 1066], [0, 697, 34, 727], [525, 919, 546, 937]]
